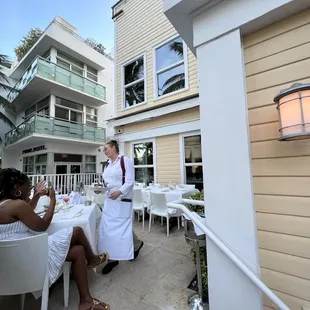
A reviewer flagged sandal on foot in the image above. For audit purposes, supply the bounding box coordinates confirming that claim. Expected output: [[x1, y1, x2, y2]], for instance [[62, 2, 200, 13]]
[[90, 298, 110, 310], [87, 252, 109, 270]]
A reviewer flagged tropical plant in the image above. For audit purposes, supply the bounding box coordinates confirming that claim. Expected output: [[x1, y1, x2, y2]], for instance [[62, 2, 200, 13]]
[[0, 54, 15, 129], [85, 38, 106, 55], [187, 191, 204, 213], [14, 28, 43, 61]]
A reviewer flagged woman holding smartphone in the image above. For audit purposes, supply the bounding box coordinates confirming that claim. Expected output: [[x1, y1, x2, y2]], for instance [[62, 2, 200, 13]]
[[98, 140, 136, 274]]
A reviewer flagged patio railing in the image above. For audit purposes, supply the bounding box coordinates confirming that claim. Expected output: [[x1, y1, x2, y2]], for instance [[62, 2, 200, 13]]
[[5, 114, 106, 146], [28, 173, 102, 195], [7, 56, 106, 102], [167, 199, 290, 310]]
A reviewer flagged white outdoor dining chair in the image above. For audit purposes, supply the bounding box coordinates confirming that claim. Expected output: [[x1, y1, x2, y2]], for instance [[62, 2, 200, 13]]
[[149, 192, 181, 237], [0, 234, 71, 310], [133, 188, 146, 230], [86, 189, 106, 210]]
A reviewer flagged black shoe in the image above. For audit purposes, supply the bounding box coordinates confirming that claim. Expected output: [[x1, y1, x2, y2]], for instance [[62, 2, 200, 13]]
[[133, 241, 144, 260], [101, 261, 119, 274]]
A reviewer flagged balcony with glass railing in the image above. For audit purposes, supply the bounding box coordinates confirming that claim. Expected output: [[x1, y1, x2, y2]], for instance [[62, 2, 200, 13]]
[[4, 114, 106, 147], [7, 56, 106, 103]]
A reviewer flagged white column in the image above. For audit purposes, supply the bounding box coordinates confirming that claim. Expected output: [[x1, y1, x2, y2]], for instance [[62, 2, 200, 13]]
[[50, 47, 57, 63], [49, 95, 56, 117], [197, 29, 262, 310]]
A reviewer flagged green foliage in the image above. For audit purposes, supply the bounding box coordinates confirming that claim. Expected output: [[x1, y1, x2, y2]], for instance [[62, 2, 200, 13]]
[[85, 38, 106, 55], [187, 191, 204, 213], [14, 28, 43, 61], [190, 246, 208, 297]]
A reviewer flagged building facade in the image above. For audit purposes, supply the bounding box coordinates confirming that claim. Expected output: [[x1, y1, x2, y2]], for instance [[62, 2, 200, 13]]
[[164, 0, 310, 309], [2, 17, 114, 176], [110, 0, 203, 190]]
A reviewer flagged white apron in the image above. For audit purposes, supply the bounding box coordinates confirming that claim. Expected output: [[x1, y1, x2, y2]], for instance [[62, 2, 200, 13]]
[[98, 197, 134, 260]]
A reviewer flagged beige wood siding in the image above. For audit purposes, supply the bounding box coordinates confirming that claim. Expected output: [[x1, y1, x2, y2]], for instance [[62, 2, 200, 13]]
[[114, 0, 198, 116], [244, 9, 310, 310], [156, 134, 180, 185], [118, 106, 200, 134]]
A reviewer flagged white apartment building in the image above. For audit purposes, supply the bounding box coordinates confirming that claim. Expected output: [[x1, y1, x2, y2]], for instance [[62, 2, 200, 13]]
[[1, 17, 114, 177]]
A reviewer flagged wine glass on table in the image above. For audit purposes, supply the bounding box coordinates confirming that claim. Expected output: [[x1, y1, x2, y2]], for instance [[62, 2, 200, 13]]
[[62, 196, 70, 212]]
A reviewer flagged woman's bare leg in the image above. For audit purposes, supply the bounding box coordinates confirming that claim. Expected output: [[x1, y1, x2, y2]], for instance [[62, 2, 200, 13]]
[[66, 245, 92, 308], [66, 245, 110, 310], [70, 227, 101, 266]]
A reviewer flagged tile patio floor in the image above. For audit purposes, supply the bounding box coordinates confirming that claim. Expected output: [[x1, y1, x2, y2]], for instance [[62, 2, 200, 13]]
[[0, 220, 197, 310]]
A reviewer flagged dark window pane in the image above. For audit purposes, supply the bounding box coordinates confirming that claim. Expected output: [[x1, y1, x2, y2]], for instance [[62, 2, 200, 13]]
[[156, 37, 184, 71], [37, 96, 49, 110], [36, 154, 47, 163], [54, 154, 83, 162], [185, 166, 203, 191], [158, 64, 185, 96], [184, 135, 202, 163], [124, 57, 144, 85], [85, 163, 96, 173], [133, 142, 153, 165], [134, 167, 154, 186], [55, 107, 69, 121], [70, 111, 83, 123], [125, 81, 145, 108], [85, 155, 96, 163]]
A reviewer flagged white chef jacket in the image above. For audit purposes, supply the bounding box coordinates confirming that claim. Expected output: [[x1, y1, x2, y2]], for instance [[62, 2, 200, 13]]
[[103, 155, 135, 200]]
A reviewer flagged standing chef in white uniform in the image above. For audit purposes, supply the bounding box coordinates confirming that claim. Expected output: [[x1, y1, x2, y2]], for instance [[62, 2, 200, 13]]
[[98, 140, 135, 274]]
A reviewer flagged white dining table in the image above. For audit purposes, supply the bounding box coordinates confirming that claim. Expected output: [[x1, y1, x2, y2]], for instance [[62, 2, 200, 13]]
[[46, 204, 99, 254], [137, 186, 199, 210]]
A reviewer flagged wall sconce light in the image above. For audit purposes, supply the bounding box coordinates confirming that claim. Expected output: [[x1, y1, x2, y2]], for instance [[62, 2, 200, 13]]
[[274, 83, 310, 141]]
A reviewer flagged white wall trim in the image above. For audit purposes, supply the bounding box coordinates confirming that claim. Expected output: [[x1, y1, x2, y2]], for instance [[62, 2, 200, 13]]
[[113, 19, 118, 126], [109, 96, 199, 127], [130, 137, 157, 183], [117, 119, 200, 143], [121, 52, 147, 111], [179, 130, 201, 184], [152, 34, 189, 101]]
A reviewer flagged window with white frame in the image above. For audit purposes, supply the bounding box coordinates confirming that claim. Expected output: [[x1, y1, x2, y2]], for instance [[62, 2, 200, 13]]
[[133, 141, 154, 185], [123, 55, 146, 109], [154, 36, 187, 98], [86, 107, 98, 127], [25, 96, 50, 119], [23, 153, 48, 175], [85, 155, 97, 173], [55, 97, 83, 123], [183, 135, 203, 191]]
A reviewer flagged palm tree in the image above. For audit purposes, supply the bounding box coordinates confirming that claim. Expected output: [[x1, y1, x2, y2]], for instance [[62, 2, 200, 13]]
[[161, 40, 185, 95], [124, 57, 145, 107], [0, 54, 15, 129]]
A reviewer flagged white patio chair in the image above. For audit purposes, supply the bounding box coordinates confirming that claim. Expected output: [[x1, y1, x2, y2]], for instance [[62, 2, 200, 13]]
[[133, 188, 146, 230], [0, 234, 71, 310], [149, 192, 181, 237]]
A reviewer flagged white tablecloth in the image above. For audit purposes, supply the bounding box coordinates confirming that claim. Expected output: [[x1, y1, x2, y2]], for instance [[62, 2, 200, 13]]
[[138, 187, 199, 210], [47, 204, 98, 253]]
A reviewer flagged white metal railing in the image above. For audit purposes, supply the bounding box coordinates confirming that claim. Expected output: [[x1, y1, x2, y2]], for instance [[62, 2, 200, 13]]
[[28, 173, 102, 195], [167, 198, 290, 310]]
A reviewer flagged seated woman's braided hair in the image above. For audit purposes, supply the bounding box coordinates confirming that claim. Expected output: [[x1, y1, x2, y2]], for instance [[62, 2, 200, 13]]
[[0, 168, 29, 200]]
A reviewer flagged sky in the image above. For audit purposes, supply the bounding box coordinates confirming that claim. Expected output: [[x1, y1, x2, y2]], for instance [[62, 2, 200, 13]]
[[0, 0, 116, 60]]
